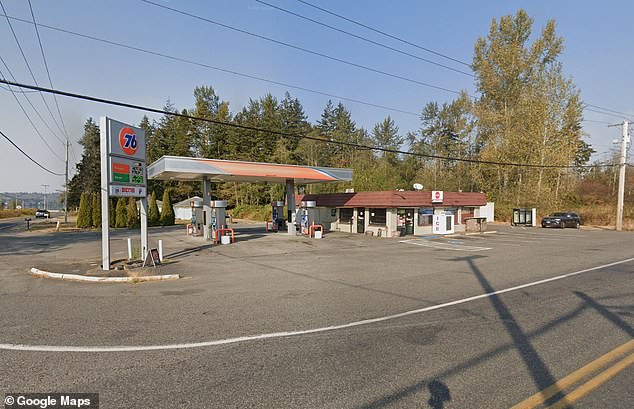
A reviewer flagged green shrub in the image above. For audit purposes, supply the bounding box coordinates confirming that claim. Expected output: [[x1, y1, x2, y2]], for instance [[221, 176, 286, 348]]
[[160, 190, 175, 226], [148, 191, 160, 226], [230, 204, 272, 221], [115, 197, 127, 228], [76, 192, 92, 228], [127, 197, 139, 228], [109, 198, 116, 228], [91, 192, 101, 228]]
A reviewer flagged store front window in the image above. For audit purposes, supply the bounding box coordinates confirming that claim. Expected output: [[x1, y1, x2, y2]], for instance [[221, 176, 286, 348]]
[[339, 208, 353, 223], [369, 208, 386, 225], [418, 208, 434, 226]]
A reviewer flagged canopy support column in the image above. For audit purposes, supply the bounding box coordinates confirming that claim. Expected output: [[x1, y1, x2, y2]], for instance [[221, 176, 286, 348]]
[[286, 179, 295, 235]]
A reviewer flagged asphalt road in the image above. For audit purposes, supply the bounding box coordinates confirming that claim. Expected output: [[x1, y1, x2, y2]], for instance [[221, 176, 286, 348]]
[[0, 224, 632, 408]]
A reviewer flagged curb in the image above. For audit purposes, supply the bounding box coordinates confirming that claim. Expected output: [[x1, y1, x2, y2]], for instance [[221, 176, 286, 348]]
[[29, 268, 180, 283]]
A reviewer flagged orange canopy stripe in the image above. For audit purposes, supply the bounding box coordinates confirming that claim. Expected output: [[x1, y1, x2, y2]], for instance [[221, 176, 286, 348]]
[[199, 159, 337, 181]]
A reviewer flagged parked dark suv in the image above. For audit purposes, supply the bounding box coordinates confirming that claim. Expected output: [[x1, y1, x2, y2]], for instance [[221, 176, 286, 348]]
[[541, 212, 581, 229]]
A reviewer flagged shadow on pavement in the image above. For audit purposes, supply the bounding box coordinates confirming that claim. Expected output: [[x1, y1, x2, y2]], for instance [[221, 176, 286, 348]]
[[460, 255, 568, 406], [574, 291, 633, 337]]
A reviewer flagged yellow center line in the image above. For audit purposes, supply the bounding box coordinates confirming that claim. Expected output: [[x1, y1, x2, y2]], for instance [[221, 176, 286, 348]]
[[546, 352, 634, 409], [511, 339, 634, 409]]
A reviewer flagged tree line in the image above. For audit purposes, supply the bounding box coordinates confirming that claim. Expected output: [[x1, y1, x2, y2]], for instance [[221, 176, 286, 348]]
[[67, 10, 630, 222]]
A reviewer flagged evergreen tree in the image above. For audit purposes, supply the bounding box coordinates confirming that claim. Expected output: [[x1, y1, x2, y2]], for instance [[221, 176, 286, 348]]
[[147, 191, 160, 226], [109, 198, 116, 228], [68, 119, 101, 207], [91, 192, 101, 228], [76, 192, 92, 228], [160, 189, 175, 226], [127, 197, 139, 229], [115, 197, 127, 228], [371, 116, 403, 163]]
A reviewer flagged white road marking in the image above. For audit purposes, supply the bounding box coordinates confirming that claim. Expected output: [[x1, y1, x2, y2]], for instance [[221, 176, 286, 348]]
[[399, 239, 492, 252], [1, 257, 632, 353]]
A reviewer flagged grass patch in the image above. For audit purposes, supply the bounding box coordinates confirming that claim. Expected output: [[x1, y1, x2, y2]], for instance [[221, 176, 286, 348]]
[[0, 208, 37, 219], [230, 204, 272, 221]]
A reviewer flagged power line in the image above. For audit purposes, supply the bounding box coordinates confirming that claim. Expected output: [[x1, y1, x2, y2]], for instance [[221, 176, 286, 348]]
[[0, 13, 420, 118], [2, 12, 625, 128], [0, 63, 65, 162], [0, 0, 65, 143], [0, 129, 64, 176], [295, 0, 472, 67], [27, 0, 70, 140], [255, 0, 474, 77], [583, 107, 633, 121], [138, 0, 463, 96], [0, 78, 618, 170], [585, 103, 634, 119]]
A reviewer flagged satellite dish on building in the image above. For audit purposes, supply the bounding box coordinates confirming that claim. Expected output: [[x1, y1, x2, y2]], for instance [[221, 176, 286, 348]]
[[413, 183, 423, 191]]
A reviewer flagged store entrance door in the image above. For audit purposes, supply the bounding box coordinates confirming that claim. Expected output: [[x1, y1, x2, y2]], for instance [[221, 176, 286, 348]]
[[397, 208, 415, 236], [356, 208, 365, 233]]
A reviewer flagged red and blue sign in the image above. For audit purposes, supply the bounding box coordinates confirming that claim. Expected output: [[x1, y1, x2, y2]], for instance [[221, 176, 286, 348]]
[[119, 127, 138, 156]]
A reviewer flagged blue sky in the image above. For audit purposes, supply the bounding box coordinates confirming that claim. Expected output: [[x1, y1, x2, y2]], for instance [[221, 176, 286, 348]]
[[1, 0, 632, 192]]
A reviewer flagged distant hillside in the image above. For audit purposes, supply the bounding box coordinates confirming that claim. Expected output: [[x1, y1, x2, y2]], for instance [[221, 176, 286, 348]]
[[0, 192, 62, 210]]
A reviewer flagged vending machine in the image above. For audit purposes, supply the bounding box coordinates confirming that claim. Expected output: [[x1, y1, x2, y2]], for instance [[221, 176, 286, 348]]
[[433, 213, 455, 235]]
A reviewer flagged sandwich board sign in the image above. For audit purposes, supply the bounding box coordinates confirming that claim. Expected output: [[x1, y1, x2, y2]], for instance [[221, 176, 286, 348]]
[[100, 117, 148, 271]]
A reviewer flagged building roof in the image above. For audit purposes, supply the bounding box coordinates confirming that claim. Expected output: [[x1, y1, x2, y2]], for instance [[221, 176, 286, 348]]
[[173, 196, 203, 208], [296, 191, 487, 208], [148, 156, 353, 184]]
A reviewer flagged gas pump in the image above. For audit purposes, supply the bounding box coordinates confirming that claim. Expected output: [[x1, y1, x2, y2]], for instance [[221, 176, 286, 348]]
[[211, 200, 227, 239], [271, 201, 285, 231], [190, 200, 204, 236], [300, 201, 316, 235]]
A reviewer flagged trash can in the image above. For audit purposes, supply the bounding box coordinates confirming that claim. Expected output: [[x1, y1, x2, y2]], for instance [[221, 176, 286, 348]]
[[220, 235, 231, 245]]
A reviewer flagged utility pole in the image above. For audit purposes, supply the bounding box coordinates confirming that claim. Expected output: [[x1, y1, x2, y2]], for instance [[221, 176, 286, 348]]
[[41, 184, 49, 211], [616, 120, 629, 231], [64, 140, 69, 223]]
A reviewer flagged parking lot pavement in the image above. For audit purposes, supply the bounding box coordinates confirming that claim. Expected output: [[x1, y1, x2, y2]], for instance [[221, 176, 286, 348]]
[[0, 223, 632, 408]]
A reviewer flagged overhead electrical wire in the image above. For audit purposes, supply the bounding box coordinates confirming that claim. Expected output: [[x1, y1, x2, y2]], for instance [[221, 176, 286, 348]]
[[0, 129, 64, 176], [0, 64, 65, 162], [0, 13, 419, 117], [138, 0, 463, 96], [1, 11, 626, 126], [0, 78, 621, 170], [139, 1, 632, 122], [27, 0, 70, 140], [295, 0, 472, 67], [254, 0, 474, 77], [0, 0, 66, 143]]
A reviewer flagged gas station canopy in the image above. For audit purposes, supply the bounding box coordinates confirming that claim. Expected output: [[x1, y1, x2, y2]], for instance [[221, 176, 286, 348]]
[[148, 156, 353, 184]]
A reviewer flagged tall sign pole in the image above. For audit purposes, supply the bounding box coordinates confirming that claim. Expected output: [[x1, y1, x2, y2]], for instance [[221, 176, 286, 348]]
[[616, 120, 629, 231], [64, 140, 68, 224], [100, 117, 147, 270]]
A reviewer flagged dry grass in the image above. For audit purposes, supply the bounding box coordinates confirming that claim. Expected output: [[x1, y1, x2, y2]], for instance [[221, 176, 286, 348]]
[[495, 203, 634, 230], [0, 208, 37, 219]]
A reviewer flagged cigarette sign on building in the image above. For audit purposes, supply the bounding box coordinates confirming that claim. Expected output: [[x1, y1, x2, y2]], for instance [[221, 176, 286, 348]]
[[432, 190, 444, 203]]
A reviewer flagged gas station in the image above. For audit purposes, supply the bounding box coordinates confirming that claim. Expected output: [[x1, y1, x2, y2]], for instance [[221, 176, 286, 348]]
[[147, 155, 353, 237]]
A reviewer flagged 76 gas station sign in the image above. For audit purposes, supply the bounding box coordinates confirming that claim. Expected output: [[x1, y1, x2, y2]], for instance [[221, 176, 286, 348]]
[[100, 117, 149, 270]]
